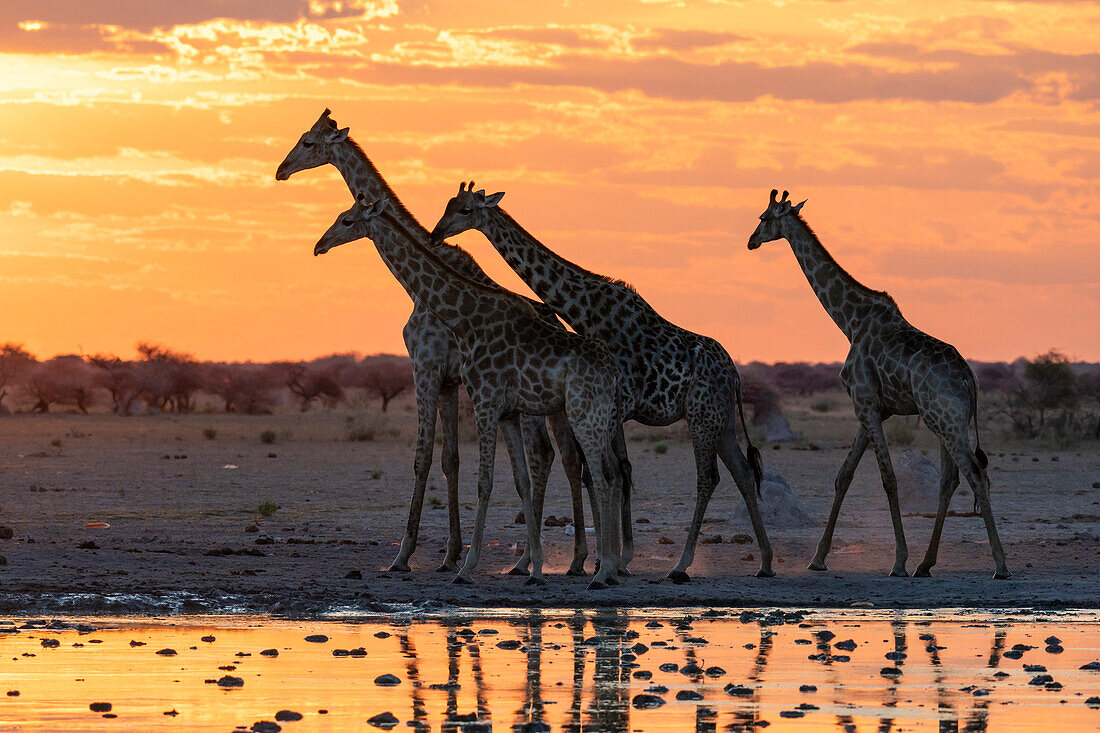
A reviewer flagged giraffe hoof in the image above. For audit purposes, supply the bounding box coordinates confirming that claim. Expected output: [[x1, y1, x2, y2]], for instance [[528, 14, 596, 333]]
[[523, 576, 547, 587], [387, 561, 411, 573], [993, 570, 1012, 580], [565, 566, 588, 577], [435, 562, 459, 573], [913, 566, 932, 578], [587, 579, 610, 591], [506, 566, 530, 576], [450, 575, 473, 585], [808, 561, 828, 572], [889, 568, 910, 578], [617, 567, 632, 577], [667, 570, 690, 585], [755, 568, 776, 578]]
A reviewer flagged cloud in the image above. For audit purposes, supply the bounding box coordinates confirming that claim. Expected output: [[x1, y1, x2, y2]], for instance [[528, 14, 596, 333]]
[[631, 28, 747, 53], [351, 52, 1028, 104], [0, 1, 390, 32]]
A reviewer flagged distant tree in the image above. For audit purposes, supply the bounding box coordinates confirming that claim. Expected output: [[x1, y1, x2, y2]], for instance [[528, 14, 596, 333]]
[[24, 355, 97, 414], [286, 363, 345, 412], [0, 343, 36, 411], [134, 342, 202, 413], [1076, 371, 1100, 440], [87, 354, 140, 415], [1003, 350, 1080, 438], [974, 362, 1016, 394], [354, 355, 413, 412], [203, 362, 280, 414]]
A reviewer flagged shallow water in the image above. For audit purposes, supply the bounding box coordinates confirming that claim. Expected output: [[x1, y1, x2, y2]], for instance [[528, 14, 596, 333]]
[[1, 609, 1098, 732]]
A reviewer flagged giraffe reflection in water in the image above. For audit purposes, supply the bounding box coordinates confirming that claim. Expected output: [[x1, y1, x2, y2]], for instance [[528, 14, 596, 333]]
[[0, 611, 1096, 731]]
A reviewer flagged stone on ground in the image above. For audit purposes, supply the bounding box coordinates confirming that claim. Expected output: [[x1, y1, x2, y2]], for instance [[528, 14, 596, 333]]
[[732, 470, 813, 529]]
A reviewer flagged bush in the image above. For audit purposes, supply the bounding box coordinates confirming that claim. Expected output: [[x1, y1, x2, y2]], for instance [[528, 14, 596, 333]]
[[202, 428, 217, 440], [256, 500, 280, 517], [653, 441, 669, 455], [886, 418, 916, 446], [259, 430, 277, 444]]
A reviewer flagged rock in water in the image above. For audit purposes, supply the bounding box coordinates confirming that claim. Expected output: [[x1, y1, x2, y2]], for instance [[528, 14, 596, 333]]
[[274, 711, 303, 721], [367, 711, 399, 729], [896, 450, 940, 513], [374, 674, 401, 686], [732, 470, 813, 529], [632, 694, 666, 709]]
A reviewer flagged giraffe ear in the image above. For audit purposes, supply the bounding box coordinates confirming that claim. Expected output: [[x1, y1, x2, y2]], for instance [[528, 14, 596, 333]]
[[480, 192, 504, 208], [791, 199, 806, 214], [371, 196, 390, 215], [331, 127, 350, 142]]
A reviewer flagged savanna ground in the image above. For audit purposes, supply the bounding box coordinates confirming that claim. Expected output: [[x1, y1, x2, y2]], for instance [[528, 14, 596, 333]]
[[1, 392, 1097, 614]]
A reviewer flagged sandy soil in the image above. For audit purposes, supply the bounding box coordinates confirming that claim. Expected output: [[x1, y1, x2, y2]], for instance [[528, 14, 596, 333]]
[[1, 399, 1098, 614]]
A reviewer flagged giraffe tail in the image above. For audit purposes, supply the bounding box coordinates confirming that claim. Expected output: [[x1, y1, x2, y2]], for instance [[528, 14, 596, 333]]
[[735, 378, 764, 493], [967, 363, 989, 470]]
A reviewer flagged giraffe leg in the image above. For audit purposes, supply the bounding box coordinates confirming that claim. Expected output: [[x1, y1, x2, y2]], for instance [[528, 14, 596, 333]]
[[612, 426, 634, 574], [718, 420, 775, 577], [946, 438, 1011, 579], [390, 369, 441, 572], [809, 426, 870, 572], [501, 416, 545, 585], [453, 410, 500, 585], [914, 442, 959, 577], [668, 424, 721, 584], [549, 413, 590, 576], [864, 418, 909, 577], [586, 437, 621, 590], [509, 415, 554, 576], [436, 385, 463, 573]]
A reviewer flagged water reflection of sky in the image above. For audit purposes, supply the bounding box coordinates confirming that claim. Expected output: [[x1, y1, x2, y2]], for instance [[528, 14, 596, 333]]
[[1, 610, 1097, 731]]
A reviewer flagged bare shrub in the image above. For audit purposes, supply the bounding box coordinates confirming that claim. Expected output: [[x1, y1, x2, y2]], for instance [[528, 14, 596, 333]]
[[24, 355, 97, 414], [886, 417, 917, 446], [134, 343, 202, 413], [351, 355, 413, 412], [286, 363, 345, 412], [0, 343, 36, 411], [87, 354, 140, 415], [204, 363, 279, 414]]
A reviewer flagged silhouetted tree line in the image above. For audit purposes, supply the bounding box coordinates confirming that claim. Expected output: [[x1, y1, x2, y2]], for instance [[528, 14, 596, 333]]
[[1, 343, 1096, 439], [0, 342, 412, 416]]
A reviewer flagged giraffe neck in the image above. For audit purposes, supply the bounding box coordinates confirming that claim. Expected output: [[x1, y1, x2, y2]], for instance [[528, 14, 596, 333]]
[[368, 213, 521, 340], [329, 140, 500, 288], [479, 207, 646, 331], [780, 214, 898, 341]]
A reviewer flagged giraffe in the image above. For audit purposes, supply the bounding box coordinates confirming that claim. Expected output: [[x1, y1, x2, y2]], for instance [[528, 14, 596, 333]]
[[276, 110, 594, 576], [315, 194, 626, 588], [429, 184, 774, 583], [746, 189, 1010, 579]]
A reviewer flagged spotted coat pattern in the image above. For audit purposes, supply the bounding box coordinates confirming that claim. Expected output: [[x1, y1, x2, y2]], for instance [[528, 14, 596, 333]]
[[429, 188, 774, 582], [315, 198, 626, 588], [747, 190, 1009, 579], [276, 110, 592, 577]]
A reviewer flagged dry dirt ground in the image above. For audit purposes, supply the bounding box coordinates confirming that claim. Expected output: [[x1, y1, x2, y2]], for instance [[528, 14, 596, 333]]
[[1, 395, 1098, 614]]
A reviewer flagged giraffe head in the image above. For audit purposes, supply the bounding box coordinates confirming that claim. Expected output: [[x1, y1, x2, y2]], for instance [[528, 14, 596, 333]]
[[428, 181, 505, 245], [747, 189, 805, 250], [314, 194, 390, 256], [275, 108, 350, 181]]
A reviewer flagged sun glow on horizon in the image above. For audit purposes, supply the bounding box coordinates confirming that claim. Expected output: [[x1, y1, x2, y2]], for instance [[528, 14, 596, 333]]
[[0, 0, 1097, 363]]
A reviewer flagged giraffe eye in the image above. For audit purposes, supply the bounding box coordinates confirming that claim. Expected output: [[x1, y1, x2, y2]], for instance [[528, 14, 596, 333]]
[[341, 218, 353, 226], [460, 207, 472, 215], [302, 141, 314, 148]]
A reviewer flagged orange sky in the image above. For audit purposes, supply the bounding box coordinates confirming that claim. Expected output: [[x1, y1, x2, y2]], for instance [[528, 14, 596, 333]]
[[1, 0, 1098, 363]]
